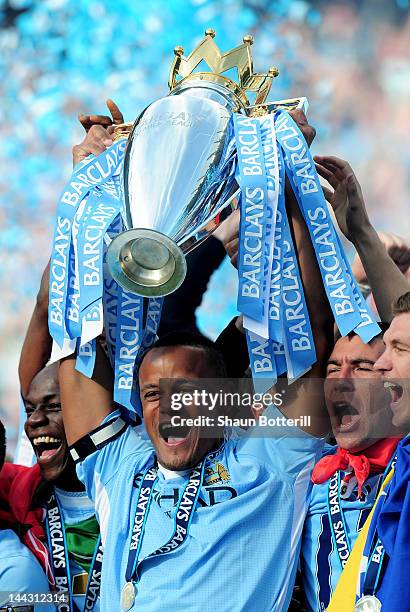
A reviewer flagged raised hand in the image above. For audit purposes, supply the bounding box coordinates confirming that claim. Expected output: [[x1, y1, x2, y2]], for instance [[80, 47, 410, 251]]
[[289, 107, 316, 147], [314, 155, 371, 242], [78, 99, 124, 132], [73, 99, 125, 166]]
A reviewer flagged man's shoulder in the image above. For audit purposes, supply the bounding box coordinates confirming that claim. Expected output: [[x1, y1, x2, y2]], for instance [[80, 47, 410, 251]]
[[0, 528, 33, 559], [0, 528, 19, 549]]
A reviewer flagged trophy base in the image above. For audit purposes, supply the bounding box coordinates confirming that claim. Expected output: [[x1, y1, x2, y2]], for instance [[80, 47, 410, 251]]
[[107, 228, 187, 297]]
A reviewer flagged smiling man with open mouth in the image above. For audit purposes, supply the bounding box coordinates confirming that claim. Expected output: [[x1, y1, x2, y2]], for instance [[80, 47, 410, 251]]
[[349, 291, 410, 610], [24, 365, 73, 487], [375, 294, 410, 430], [22, 363, 102, 610]]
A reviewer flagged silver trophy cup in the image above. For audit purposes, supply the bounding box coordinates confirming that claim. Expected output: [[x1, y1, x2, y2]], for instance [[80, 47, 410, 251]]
[[107, 29, 285, 297], [107, 80, 240, 297]]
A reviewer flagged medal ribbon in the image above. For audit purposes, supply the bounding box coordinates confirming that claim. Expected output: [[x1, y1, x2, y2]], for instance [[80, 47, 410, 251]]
[[125, 458, 207, 585], [45, 491, 103, 611], [324, 453, 397, 581], [327, 472, 352, 571], [358, 453, 398, 599], [125, 443, 225, 593]]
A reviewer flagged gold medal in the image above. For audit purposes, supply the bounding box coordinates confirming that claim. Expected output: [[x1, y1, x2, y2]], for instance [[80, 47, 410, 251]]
[[354, 595, 382, 612], [120, 581, 136, 611]]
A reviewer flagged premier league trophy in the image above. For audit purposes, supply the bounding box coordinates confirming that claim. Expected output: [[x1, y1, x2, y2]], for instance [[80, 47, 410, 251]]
[[107, 29, 298, 297], [48, 28, 380, 401]]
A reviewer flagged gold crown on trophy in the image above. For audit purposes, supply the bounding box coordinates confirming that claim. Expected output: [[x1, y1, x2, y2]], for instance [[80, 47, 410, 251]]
[[113, 29, 283, 141], [169, 28, 279, 107]]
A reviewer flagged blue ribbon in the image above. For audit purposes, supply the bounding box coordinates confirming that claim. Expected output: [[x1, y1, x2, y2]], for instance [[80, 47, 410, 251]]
[[327, 472, 352, 570], [334, 232, 381, 342], [280, 189, 316, 380], [275, 144, 316, 379], [140, 298, 164, 354], [75, 338, 97, 377], [274, 111, 380, 340], [113, 287, 144, 414], [267, 149, 287, 380], [78, 190, 119, 313], [102, 214, 123, 367], [65, 246, 81, 340], [77, 185, 122, 355], [246, 330, 277, 393], [48, 140, 126, 349], [268, 203, 283, 345], [244, 114, 279, 339], [234, 114, 269, 323]]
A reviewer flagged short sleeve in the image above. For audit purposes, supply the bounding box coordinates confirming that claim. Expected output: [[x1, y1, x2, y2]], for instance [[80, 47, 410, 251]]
[[73, 410, 153, 503], [235, 405, 324, 481]]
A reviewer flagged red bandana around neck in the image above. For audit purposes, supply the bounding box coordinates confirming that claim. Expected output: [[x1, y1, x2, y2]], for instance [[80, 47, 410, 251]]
[[311, 437, 402, 497]]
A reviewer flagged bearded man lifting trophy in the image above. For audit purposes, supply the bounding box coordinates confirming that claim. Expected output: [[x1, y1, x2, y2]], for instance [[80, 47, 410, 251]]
[[48, 29, 380, 411]]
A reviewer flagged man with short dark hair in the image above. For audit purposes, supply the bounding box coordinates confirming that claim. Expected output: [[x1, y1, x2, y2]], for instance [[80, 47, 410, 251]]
[[11, 264, 103, 610], [57, 119, 336, 611], [327, 293, 410, 610], [315, 150, 410, 610], [22, 365, 102, 610], [60, 332, 326, 611], [301, 328, 403, 612]]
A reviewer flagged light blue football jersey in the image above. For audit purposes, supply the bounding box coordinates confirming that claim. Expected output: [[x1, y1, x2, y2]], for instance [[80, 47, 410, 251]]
[[76, 407, 323, 612], [301, 446, 387, 612], [54, 488, 100, 611], [0, 528, 50, 609]]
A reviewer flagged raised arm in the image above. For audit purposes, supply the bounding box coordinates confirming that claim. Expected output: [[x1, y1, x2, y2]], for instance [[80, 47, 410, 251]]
[[276, 179, 333, 436], [18, 261, 52, 396], [315, 155, 410, 321], [20, 258, 115, 445], [59, 346, 114, 446]]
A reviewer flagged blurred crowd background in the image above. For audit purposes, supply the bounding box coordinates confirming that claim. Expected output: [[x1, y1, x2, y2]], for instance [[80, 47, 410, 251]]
[[1, 0, 409, 454]]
